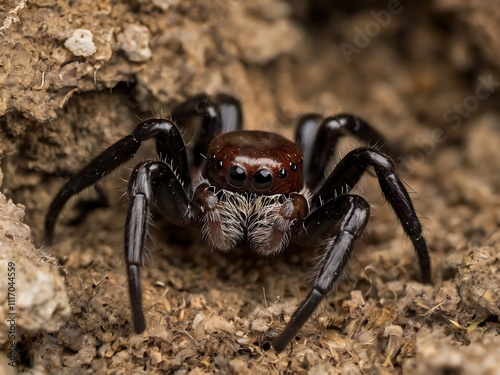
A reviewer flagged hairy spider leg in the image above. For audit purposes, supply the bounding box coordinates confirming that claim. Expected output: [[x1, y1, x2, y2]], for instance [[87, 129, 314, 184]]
[[44, 94, 240, 245], [273, 194, 371, 351], [126, 159, 196, 333], [125, 95, 242, 333], [273, 118, 431, 350], [44, 118, 188, 245], [171, 93, 243, 170], [295, 114, 391, 192], [309, 147, 431, 284], [213, 93, 244, 134], [45, 95, 242, 333]]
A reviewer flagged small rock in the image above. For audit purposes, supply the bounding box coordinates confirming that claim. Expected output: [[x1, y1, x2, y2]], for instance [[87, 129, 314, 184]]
[[117, 24, 152, 62], [64, 29, 97, 57]]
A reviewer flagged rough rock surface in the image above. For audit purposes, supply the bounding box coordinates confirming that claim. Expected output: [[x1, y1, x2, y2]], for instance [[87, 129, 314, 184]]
[[0, 167, 70, 374], [1, 0, 499, 373]]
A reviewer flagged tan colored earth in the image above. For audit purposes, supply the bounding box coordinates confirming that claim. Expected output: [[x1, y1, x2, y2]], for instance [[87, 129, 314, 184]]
[[1, 1, 499, 373]]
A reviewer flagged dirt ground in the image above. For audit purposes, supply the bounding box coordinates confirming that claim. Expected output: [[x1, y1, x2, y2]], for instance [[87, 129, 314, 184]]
[[1, 0, 499, 374]]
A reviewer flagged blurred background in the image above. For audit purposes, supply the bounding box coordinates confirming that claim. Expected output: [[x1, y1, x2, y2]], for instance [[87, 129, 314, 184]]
[[1, 0, 499, 373]]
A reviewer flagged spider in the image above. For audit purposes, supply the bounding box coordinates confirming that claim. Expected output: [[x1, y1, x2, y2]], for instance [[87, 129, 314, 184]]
[[44, 93, 431, 351]]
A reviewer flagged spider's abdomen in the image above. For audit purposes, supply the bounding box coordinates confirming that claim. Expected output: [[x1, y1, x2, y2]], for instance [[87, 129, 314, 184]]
[[203, 131, 303, 195]]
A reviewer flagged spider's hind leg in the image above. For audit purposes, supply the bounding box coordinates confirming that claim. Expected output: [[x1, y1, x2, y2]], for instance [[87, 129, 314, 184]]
[[171, 93, 243, 171], [295, 114, 391, 192], [44, 119, 188, 244]]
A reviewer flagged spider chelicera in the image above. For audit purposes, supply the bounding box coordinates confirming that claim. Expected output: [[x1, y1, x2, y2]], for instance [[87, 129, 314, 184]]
[[44, 94, 431, 351]]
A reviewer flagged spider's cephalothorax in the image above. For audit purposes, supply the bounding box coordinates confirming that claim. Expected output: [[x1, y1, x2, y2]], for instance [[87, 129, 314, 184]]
[[45, 93, 431, 351], [197, 130, 307, 255]]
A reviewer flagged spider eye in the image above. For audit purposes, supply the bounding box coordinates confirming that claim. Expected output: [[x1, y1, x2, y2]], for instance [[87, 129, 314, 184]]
[[290, 162, 298, 172], [228, 165, 247, 187], [211, 154, 223, 170], [278, 168, 287, 179], [252, 169, 273, 190]]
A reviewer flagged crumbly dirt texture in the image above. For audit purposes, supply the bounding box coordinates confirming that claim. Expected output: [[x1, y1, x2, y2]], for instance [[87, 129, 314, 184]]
[[1, 0, 500, 374]]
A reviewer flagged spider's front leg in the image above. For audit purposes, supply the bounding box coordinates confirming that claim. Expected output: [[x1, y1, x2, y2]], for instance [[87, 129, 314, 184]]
[[44, 93, 242, 244], [273, 194, 371, 351], [125, 158, 197, 333], [44, 94, 243, 333], [272, 115, 432, 351], [44, 117, 196, 332], [311, 147, 431, 284], [124, 95, 242, 333], [296, 114, 431, 283]]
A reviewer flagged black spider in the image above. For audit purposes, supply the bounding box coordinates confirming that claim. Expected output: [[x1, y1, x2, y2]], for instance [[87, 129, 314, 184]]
[[45, 94, 431, 351]]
